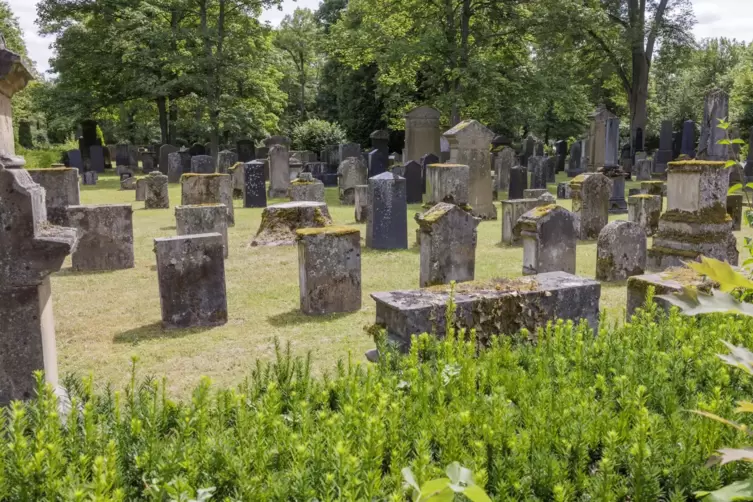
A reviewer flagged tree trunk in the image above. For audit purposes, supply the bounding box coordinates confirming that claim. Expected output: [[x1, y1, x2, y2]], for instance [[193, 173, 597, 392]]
[[300, 53, 306, 119], [629, 52, 649, 154], [168, 98, 177, 145], [157, 96, 168, 145]]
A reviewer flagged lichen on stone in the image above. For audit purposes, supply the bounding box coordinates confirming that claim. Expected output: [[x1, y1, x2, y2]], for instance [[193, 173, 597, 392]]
[[661, 203, 729, 225], [427, 163, 467, 169], [667, 160, 728, 172], [296, 225, 359, 238]]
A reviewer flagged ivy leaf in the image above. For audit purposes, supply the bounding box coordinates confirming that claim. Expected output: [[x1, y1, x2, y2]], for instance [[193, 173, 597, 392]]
[[696, 479, 753, 501], [657, 289, 753, 317], [402, 467, 421, 494], [715, 448, 753, 465], [420, 478, 452, 500], [718, 139, 732, 145], [463, 485, 493, 502], [731, 139, 747, 144], [729, 183, 742, 194], [684, 256, 753, 292], [726, 160, 738, 168]]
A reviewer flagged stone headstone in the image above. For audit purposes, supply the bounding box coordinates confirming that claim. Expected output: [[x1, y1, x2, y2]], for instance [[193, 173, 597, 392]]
[[355, 185, 369, 223], [420, 153, 440, 194], [555, 140, 567, 172], [290, 173, 325, 203], [416, 203, 479, 287], [404, 106, 441, 163], [255, 146, 270, 162], [628, 194, 661, 236], [587, 106, 617, 171], [263, 135, 291, 148], [727, 192, 743, 231], [699, 89, 729, 160], [0, 167, 78, 404], [181, 173, 234, 226], [522, 135, 535, 167], [370, 130, 390, 157], [296, 226, 362, 315], [145, 171, 169, 209], [443, 120, 496, 219], [425, 163, 470, 206], [217, 150, 238, 174], [115, 144, 130, 167], [141, 152, 155, 173], [251, 201, 332, 246], [155, 233, 227, 329], [82, 171, 98, 185], [508, 165, 528, 200], [654, 120, 674, 175], [67, 204, 134, 271], [160, 145, 178, 175], [626, 269, 715, 319], [68, 149, 83, 170], [494, 147, 515, 192], [519, 205, 577, 275], [367, 149, 388, 178], [89, 145, 105, 173], [571, 173, 612, 239], [339, 143, 361, 162], [338, 157, 368, 204], [135, 177, 146, 201], [528, 156, 547, 189], [243, 161, 267, 208], [268, 144, 290, 198], [176, 204, 229, 258], [27, 168, 80, 225], [635, 158, 652, 181], [167, 152, 183, 183], [647, 160, 738, 269], [596, 220, 646, 281], [557, 182, 572, 199], [191, 155, 214, 174], [604, 117, 620, 167], [544, 156, 557, 183], [367, 172, 408, 249], [237, 139, 255, 162], [403, 160, 423, 204], [524, 188, 547, 199], [188, 142, 206, 156], [501, 198, 545, 245]]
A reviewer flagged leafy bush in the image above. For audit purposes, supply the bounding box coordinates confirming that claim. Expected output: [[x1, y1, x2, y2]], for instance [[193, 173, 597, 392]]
[[16, 144, 73, 168], [290, 118, 347, 153], [3, 304, 753, 500]]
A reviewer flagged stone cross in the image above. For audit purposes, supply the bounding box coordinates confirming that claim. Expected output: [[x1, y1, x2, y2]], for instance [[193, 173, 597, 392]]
[[366, 172, 408, 249], [596, 220, 646, 281], [518, 205, 577, 275], [0, 167, 78, 404]]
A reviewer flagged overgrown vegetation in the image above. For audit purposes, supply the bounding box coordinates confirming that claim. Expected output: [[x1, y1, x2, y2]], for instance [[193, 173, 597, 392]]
[[4, 301, 753, 500]]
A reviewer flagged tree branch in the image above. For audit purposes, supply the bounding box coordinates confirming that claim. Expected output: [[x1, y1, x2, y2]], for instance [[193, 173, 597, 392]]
[[607, 12, 629, 28], [587, 28, 632, 95], [645, 0, 670, 65]]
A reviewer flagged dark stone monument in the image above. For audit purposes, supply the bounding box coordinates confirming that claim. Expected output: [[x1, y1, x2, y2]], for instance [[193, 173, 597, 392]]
[[243, 161, 267, 208], [567, 141, 583, 177], [404, 160, 423, 204], [366, 172, 407, 250], [529, 156, 546, 189], [522, 135, 535, 167], [89, 145, 105, 173], [68, 149, 83, 170], [115, 143, 130, 167], [681, 120, 696, 158], [160, 145, 178, 175], [420, 153, 439, 194], [655, 120, 673, 174], [368, 149, 388, 178], [508, 165, 528, 199], [237, 139, 255, 162], [370, 130, 390, 157], [672, 131, 682, 160], [633, 127, 644, 154], [555, 140, 567, 172], [189, 142, 206, 156], [545, 156, 556, 183]]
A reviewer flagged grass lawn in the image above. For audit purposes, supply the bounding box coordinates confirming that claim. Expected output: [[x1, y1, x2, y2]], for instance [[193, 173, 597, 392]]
[[50, 171, 753, 397]]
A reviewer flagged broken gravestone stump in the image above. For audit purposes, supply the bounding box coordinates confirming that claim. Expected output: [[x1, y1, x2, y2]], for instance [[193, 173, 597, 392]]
[[628, 194, 661, 236], [290, 172, 325, 203], [250, 201, 332, 247]]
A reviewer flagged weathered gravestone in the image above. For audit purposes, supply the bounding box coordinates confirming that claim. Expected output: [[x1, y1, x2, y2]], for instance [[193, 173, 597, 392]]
[[268, 144, 290, 198], [681, 120, 696, 158], [191, 155, 214, 174], [567, 140, 583, 177], [528, 156, 547, 189], [587, 106, 617, 172], [404, 106, 441, 163], [420, 153, 440, 194], [68, 149, 83, 170], [154, 233, 227, 329], [217, 150, 237, 174], [82, 171, 98, 185], [647, 160, 738, 270], [403, 160, 423, 203], [355, 185, 369, 223], [654, 120, 673, 176], [370, 129, 390, 157], [501, 198, 546, 245], [494, 147, 515, 192], [0, 167, 78, 405], [626, 268, 716, 319], [571, 173, 612, 239], [519, 205, 577, 275], [523, 188, 548, 199], [338, 156, 368, 204], [115, 144, 130, 168], [508, 165, 527, 199], [699, 89, 729, 160], [555, 140, 567, 172], [27, 168, 80, 225], [416, 203, 479, 287], [370, 272, 601, 350], [243, 160, 267, 208], [237, 139, 255, 162], [188, 142, 206, 156], [443, 120, 496, 219], [368, 149, 388, 178], [628, 194, 661, 236], [145, 171, 169, 209], [263, 135, 291, 149], [141, 152, 155, 173], [596, 220, 647, 281], [545, 156, 557, 183], [339, 143, 361, 162], [66, 204, 134, 271], [290, 172, 325, 203], [522, 135, 535, 167], [296, 226, 362, 315], [635, 158, 652, 181], [557, 182, 571, 199], [176, 204, 229, 258], [425, 163, 470, 206], [120, 176, 135, 190], [367, 172, 408, 249], [135, 177, 146, 201], [160, 145, 178, 175], [89, 145, 105, 173], [250, 201, 332, 247], [181, 173, 234, 226], [167, 151, 183, 183]]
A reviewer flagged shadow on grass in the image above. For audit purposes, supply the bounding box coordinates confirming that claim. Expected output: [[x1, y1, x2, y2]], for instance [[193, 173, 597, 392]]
[[114, 321, 214, 344], [267, 308, 357, 327]]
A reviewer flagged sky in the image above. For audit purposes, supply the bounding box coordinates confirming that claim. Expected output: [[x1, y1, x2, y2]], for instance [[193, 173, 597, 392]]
[[8, 0, 753, 76]]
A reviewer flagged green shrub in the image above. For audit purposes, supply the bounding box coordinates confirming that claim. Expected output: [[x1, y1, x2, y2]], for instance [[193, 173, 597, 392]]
[[16, 145, 70, 168], [290, 119, 347, 153], [2, 303, 753, 500]]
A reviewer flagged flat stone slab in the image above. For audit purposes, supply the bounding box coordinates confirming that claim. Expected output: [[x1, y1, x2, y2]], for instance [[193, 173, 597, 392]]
[[626, 268, 716, 319], [250, 201, 332, 247], [371, 271, 600, 348]]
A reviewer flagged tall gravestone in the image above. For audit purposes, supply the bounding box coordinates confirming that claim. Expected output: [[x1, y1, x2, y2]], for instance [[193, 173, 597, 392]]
[[681, 120, 697, 157], [243, 161, 267, 208], [519, 205, 577, 275], [0, 167, 78, 405], [338, 157, 368, 204], [494, 147, 515, 193], [404, 106, 441, 163], [544, 156, 556, 183], [237, 139, 255, 162], [268, 144, 290, 198], [160, 145, 178, 175], [571, 173, 612, 239], [587, 106, 617, 172], [508, 165, 527, 199], [443, 120, 496, 219], [368, 149, 388, 178], [339, 142, 361, 162], [68, 149, 83, 170], [567, 141, 583, 177], [403, 160, 423, 203], [217, 150, 238, 174], [528, 156, 546, 189], [366, 172, 407, 249], [167, 152, 183, 183], [555, 140, 567, 172], [699, 89, 729, 160], [370, 129, 390, 157], [420, 153, 440, 194], [522, 135, 535, 168], [89, 145, 105, 173], [655, 120, 674, 175], [145, 171, 169, 209]]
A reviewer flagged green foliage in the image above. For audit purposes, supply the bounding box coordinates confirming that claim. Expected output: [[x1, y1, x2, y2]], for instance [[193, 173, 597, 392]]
[[4, 309, 753, 499], [290, 118, 347, 152], [17, 145, 72, 169]]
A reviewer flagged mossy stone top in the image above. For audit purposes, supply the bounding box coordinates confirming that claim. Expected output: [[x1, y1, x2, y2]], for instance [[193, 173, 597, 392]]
[[26, 167, 76, 173], [666, 160, 727, 173], [181, 173, 228, 179], [296, 226, 360, 238], [427, 163, 469, 169]]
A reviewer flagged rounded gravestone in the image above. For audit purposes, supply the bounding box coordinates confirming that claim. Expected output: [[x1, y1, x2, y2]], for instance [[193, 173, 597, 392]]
[[596, 220, 647, 282]]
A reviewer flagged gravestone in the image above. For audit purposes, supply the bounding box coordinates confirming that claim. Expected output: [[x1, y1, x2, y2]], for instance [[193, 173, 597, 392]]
[[425, 163, 470, 206], [160, 145, 178, 175], [0, 167, 77, 405], [370, 129, 390, 157], [522, 135, 535, 167], [135, 177, 146, 201], [237, 139, 255, 162], [296, 226, 361, 315], [268, 144, 290, 198], [367, 172, 408, 249], [145, 171, 169, 209], [191, 155, 214, 174], [508, 165, 527, 199], [263, 135, 291, 149], [727, 193, 743, 231], [555, 140, 567, 172], [635, 159, 652, 181], [68, 149, 83, 169], [290, 172, 325, 203], [339, 143, 361, 162], [501, 198, 546, 245], [403, 160, 423, 203], [115, 143, 130, 167], [443, 120, 496, 219], [368, 149, 388, 178], [338, 156, 368, 204], [699, 89, 729, 160], [188, 142, 206, 156], [626, 269, 715, 319], [647, 160, 738, 270], [89, 145, 105, 173], [494, 147, 515, 192], [519, 205, 577, 275], [217, 150, 238, 174], [596, 220, 646, 281], [440, 136, 450, 162], [243, 160, 267, 208], [420, 153, 440, 194], [627, 194, 661, 236], [121, 176, 136, 190], [176, 204, 229, 258], [587, 106, 617, 171], [416, 203, 479, 287], [371, 272, 600, 349], [355, 185, 369, 223], [250, 201, 332, 246], [154, 233, 227, 329], [545, 156, 557, 183], [27, 168, 80, 225], [181, 173, 234, 226], [567, 140, 583, 177], [524, 188, 548, 199], [654, 120, 673, 175], [404, 105, 441, 163], [557, 182, 572, 199], [672, 131, 682, 160], [82, 171, 98, 185], [167, 152, 183, 183], [141, 152, 155, 173], [66, 204, 134, 271], [528, 156, 547, 189], [571, 173, 612, 239]]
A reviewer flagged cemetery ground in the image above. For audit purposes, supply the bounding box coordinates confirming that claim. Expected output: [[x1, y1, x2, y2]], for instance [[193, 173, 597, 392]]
[[54, 172, 753, 398]]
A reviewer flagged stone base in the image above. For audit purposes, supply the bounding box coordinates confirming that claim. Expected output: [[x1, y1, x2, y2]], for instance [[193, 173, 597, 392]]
[[470, 202, 497, 220], [566, 169, 584, 178], [608, 198, 627, 214], [268, 187, 289, 199], [557, 182, 571, 199], [626, 269, 715, 319], [370, 271, 600, 350], [250, 201, 332, 247]]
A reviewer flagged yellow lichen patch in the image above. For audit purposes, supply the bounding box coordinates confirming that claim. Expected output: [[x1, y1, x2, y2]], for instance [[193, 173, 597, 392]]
[[427, 163, 467, 169], [526, 204, 558, 218], [27, 167, 75, 172], [667, 160, 727, 172], [296, 225, 359, 238], [425, 276, 538, 294], [419, 203, 454, 223], [571, 174, 588, 183], [181, 173, 227, 179], [290, 179, 317, 185], [629, 194, 658, 199], [660, 266, 703, 284]]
